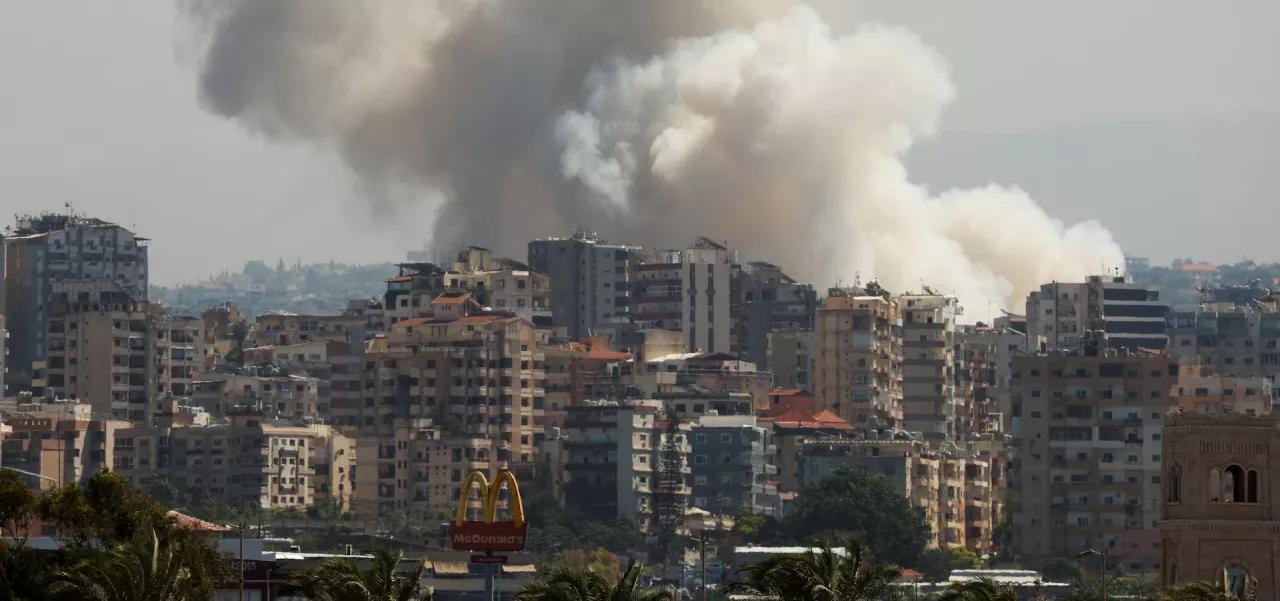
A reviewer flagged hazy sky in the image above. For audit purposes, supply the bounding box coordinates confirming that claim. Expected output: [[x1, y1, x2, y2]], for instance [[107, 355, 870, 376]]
[[2, 1, 1277, 285]]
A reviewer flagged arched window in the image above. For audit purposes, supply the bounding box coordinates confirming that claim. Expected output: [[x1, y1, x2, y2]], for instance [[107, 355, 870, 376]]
[[1209, 468, 1222, 502], [1223, 562, 1251, 597], [1166, 463, 1182, 503], [1225, 465, 1246, 503], [1247, 469, 1259, 503]]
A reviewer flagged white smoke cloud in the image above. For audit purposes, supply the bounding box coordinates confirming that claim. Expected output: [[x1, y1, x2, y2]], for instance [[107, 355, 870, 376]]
[[186, 1, 1123, 319], [555, 6, 1122, 317]]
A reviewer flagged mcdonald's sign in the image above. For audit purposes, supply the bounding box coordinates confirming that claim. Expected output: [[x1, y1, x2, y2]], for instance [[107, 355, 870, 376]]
[[450, 469, 528, 552]]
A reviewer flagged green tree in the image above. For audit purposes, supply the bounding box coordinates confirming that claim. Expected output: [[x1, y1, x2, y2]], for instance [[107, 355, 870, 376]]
[[40, 469, 168, 547], [0, 470, 37, 542], [1030, 557, 1081, 583], [732, 539, 902, 601], [915, 547, 983, 582], [515, 560, 671, 601], [0, 538, 54, 600], [556, 548, 622, 586], [936, 577, 1017, 601], [50, 529, 205, 601], [652, 418, 686, 564], [1157, 580, 1254, 601], [781, 468, 930, 566], [283, 549, 430, 601]]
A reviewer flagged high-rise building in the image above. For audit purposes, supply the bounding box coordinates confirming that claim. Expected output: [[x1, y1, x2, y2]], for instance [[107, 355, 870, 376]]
[[814, 290, 903, 428], [766, 329, 813, 390], [529, 231, 638, 340], [681, 237, 734, 354], [736, 261, 816, 369], [1166, 296, 1280, 399], [1008, 353, 1177, 572], [1025, 275, 1167, 353], [3, 214, 148, 389], [899, 293, 961, 439]]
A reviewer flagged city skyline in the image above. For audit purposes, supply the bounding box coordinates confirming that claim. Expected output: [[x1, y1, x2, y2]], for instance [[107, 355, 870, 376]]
[[2, 2, 1277, 291]]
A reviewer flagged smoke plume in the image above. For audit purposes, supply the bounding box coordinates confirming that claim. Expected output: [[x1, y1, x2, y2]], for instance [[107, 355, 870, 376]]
[[185, 1, 1122, 318]]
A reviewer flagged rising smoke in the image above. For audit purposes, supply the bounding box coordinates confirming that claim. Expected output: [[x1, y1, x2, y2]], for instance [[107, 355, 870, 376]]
[[184, 1, 1122, 318]]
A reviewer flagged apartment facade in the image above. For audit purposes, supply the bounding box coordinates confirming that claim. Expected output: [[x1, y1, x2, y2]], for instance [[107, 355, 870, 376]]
[[354, 418, 491, 518], [561, 401, 691, 531], [900, 294, 960, 439], [814, 290, 903, 428], [362, 314, 547, 472], [1009, 354, 1177, 572], [1165, 303, 1280, 397], [0, 399, 129, 489], [681, 237, 735, 355], [734, 261, 816, 370], [1025, 276, 1167, 353], [528, 231, 638, 340], [3, 214, 148, 389], [689, 415, 778, 517]]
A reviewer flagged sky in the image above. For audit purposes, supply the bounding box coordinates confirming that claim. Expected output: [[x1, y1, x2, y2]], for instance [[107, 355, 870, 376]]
[[1, 1, 1277, 285]]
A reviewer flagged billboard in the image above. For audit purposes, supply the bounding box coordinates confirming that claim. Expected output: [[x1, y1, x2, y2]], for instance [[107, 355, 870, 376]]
[[450, 469, 528, 552]]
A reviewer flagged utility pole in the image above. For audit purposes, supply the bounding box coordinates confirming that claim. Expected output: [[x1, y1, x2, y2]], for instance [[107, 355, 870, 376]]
[[239, 521, 246, 601], [700, 535, 708, 601]]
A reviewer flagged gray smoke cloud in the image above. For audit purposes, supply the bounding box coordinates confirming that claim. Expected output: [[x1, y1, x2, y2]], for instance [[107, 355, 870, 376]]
[[185, 1, 1122, 318]]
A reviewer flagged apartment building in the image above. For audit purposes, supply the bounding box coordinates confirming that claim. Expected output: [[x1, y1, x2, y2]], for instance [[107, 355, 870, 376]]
[[0, 398, 129, 489], [814, 290, 903, 428], [1170, 361, 1273, 416], [3, 214, 148, 389], [689, 415, 779, 517], [899, 293, 960, 439], [653, 388, 754, 421], [135, 411, 355, 511], [1, 314, 7, 396], [1025, 275, 1167, 353], [1160, 412, 1280, 597], [155, 314, 204, 400], [383, 262, 447, 326], [681, 237, 735, 354], [956, 325, 1027, 433], [639, 352, 773, 409], [629, 251, 684, 333], [354, 418, 491, 518], [766, 329, 813, 391], [528, 231, 638, 340], [1165, 301, 1280, 397], [1008, 353, 1177, 571], [735, 261, 816, 370], [561, 400, 690, 531], [362, 313, 547, 472], [795, 436, 997, 552], [244, 339, 363, 430], [191, 373, 323, 421], [249, 311, 367, 347]]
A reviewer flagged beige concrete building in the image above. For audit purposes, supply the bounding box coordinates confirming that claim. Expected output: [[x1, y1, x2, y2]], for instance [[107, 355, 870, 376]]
[[766, 329, 814, 391], [362, 313, 546, 473], [243, 339, 363, 430], [814, 290, 903, 428], [1161, 412, 1280, 598], [796, 436, 999, 553], [1171, 361, 1273, 416], [353, 418, 491, 518], [1009, 354, 1177, 572], [899, 293, 960, 440], [0, 398, 129, 489], [115, 409, 354, 511], [191, 373, 323, 420], [1025, 275, 1167, 353]]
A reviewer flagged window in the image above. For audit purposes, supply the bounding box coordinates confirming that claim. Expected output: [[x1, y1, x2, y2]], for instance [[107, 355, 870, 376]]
[[694, 455, 707, 466], [1166, 463, 1181, 503]]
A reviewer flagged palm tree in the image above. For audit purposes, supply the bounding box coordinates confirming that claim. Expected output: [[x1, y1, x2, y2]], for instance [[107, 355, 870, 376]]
[[515, 560, 671, 601], [50, 528, 201, 601], [936, 577, 1017, 601], [732, 539, 902, 601], [284, 549, 430, 601]]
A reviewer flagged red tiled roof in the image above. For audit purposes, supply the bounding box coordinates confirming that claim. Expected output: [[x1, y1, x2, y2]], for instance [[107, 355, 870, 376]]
[[454, 314, 505, 325], [392, 317, 434, 329], [1175, 262, 1216, 273], [432, 292, 473, 305], [762, 407, 854, 431], [167, 510, 232, 533]]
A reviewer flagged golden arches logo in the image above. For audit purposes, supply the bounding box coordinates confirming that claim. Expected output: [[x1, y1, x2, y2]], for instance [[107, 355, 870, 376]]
[[453, 469, 525, 527]]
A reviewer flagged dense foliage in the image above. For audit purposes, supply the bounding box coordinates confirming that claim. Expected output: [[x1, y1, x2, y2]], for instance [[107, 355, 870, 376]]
[[515, 560, 671, 601], [758, 468, 931, 567], [732, 539, 902, 601], [0, 469, 232, 601], [283, 549, 430, 601]]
